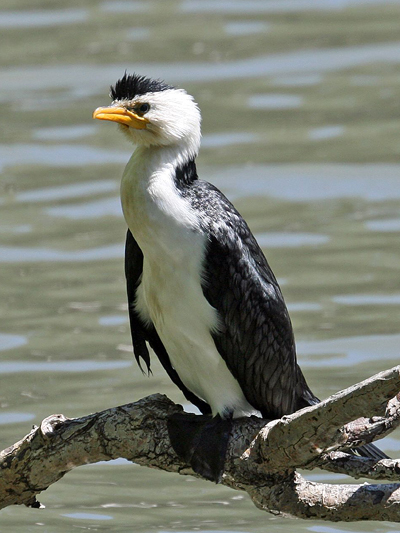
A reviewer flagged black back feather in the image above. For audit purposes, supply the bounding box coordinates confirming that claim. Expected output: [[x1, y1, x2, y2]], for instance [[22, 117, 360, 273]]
[[110, 72, 173, 101]]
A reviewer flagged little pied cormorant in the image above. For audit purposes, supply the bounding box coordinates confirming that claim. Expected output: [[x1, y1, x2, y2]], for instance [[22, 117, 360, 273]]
[[93, 73, 387, 481]]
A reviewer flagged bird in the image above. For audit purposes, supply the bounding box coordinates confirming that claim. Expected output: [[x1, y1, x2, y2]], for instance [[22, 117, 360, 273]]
[[93, 73, 387, 481]]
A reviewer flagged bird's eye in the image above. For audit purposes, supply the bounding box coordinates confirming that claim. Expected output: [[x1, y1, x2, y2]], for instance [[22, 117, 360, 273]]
[[137, 103, 150, 114]]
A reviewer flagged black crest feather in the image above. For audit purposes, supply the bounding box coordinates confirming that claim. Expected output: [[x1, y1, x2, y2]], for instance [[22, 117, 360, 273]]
[[110, 72, 173, 101]]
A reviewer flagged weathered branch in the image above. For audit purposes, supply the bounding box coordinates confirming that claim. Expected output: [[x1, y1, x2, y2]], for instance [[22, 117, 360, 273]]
[[247, 365, 400, 471], [1, 366, 400, 522], [249, 472, 400, 521], [342, 393, 400, 449], [317, 452, 400, 481]]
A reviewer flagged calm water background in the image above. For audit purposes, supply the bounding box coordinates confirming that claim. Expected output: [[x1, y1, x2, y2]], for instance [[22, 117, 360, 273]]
[[1, 0, 400, 531]]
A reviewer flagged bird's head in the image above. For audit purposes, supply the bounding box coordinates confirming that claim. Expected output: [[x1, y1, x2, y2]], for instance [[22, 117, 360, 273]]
[[93, 73, 201, 157]]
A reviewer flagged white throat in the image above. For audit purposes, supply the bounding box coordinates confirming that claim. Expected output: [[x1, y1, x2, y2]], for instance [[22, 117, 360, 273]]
[[120, 143, 199, 244]]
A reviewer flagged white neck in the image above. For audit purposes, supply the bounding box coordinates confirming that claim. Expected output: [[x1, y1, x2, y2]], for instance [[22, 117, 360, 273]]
[[135, 140, 196, 174], [120, 140, 199, 248]]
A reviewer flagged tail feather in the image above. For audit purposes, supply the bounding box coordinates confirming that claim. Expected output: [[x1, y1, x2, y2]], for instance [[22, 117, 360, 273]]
[[355, 442, 389, 461]]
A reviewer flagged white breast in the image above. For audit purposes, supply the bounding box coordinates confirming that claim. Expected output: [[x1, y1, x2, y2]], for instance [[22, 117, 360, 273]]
[[121, 147, 260, 418]]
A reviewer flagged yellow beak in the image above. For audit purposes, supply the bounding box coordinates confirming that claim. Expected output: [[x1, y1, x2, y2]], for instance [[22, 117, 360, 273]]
[[92, 106, 149, 129]]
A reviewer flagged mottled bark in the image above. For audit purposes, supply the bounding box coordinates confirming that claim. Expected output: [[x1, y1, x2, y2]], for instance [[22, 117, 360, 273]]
[[1, 366, 400, 522]]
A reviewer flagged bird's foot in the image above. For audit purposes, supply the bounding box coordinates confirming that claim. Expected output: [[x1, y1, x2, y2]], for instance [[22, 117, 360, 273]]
[[167, 412, 232, 483]]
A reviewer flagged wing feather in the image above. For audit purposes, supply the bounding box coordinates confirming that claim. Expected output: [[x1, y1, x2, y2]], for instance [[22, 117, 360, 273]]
[[125, 229, 151, 373]]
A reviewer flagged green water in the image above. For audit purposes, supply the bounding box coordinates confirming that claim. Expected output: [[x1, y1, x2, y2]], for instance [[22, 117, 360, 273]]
[[1, 1, 400, 531]]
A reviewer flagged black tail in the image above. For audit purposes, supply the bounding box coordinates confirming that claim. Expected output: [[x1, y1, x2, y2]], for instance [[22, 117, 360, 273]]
[[354, 442, 389, 460]]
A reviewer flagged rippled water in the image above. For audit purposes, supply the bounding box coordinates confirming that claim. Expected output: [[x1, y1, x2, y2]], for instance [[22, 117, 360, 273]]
[[1, 1, 400, 531]]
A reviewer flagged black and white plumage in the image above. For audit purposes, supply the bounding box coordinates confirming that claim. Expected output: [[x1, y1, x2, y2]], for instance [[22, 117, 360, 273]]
[[93, 73, 387, 478]]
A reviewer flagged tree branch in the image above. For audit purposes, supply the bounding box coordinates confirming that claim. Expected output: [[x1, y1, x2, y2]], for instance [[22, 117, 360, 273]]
[[317, 451, 400, 481], [247, 365, 400, 471], [1, 366, 400, 521], [249, 472, 400, 521]]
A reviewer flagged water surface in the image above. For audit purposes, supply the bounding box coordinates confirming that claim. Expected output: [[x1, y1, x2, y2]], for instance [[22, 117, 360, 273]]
[[1, 1, 400, 532]]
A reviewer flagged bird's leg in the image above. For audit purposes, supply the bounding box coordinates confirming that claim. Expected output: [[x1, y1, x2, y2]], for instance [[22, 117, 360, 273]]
[[167, 412, 232, 483]]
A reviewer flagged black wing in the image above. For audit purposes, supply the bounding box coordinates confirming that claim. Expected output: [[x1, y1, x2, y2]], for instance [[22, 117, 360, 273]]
[[125, 229, 211, 415], [189, 182, 316, 419], [125, 229, 151, 373]]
